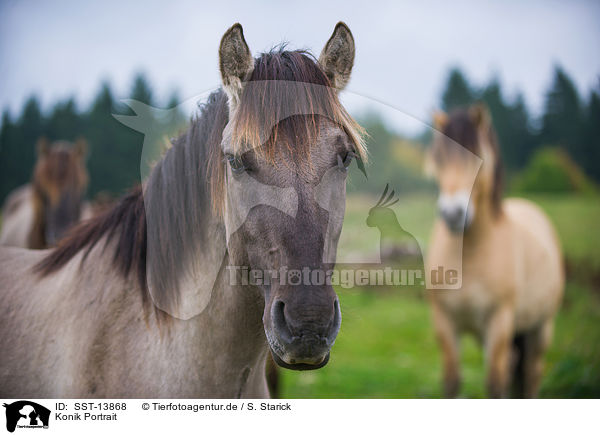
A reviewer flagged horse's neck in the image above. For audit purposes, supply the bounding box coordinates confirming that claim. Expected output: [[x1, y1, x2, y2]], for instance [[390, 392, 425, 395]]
[[463, 198, 496, 247], [76, 239, 268, 396], [158, 266, 269, 396]]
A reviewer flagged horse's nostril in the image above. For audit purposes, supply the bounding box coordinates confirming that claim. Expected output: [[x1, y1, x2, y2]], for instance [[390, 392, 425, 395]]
[[271, 296, 341, 351], [272, 300, 293, 344]]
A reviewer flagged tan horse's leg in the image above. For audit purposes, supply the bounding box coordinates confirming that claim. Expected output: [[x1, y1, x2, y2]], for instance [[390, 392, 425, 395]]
[[485, 305, 513, 398], [523, 319, 554, 398], [432, 302, 460, 398]]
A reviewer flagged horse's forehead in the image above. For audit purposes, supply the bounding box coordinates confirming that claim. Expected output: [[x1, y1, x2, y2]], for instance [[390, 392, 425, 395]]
[[36, 145, 86, 200], [436, 160, 477, 192], [225, 121, 347, 193], [221, 116, 344, 155], [42, 150, 71, 174], [267, 120, 346, 170], [48, 141, 75, 154], [48, 149, 71, 161]]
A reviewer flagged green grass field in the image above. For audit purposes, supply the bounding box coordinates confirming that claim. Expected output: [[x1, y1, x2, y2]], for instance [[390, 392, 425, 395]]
[[279, 194, 600, 398]]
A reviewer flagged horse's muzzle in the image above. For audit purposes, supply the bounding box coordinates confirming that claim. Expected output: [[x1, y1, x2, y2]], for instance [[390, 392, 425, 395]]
[[267, 296, 341, 370]]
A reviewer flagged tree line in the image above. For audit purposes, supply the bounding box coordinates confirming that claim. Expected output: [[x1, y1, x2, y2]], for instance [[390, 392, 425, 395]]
[[0, 66, 598, 204], [0, 73, 185, 202], [440, 66, 600, 180]]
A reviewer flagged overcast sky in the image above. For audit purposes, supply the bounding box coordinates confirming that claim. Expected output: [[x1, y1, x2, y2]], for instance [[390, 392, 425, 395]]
[[1, 0, 599, 132]]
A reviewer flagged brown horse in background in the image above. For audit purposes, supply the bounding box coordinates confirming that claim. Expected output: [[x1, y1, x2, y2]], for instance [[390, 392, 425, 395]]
[[0, 138, 89, 249], [426, 104, 564, 398]]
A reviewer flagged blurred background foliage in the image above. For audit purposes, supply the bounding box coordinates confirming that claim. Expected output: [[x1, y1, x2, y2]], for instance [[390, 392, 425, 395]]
[[1, 65, 599, 202], [1, 64, 599, 398], [0, 73, 186, 200], [511, 147, 597, 194], [280, 194, 600, 398]]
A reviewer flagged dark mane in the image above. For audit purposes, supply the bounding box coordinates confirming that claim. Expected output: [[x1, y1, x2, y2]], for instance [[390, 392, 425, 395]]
[[35, 48, 364, 317], [440, 110, 479, 155], [35, 185, 147, 292], [35, 90, 229, 316], [434, 108, 504, 217]]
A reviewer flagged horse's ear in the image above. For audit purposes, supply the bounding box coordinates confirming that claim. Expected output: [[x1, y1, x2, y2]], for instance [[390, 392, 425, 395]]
[[469, 103, 491, 131], [432, 110, 448, 131], [318, 22, 355, 91], [36, 137, 49, 158], [218, 23, 254, 109], [74, 137, 87, 159]]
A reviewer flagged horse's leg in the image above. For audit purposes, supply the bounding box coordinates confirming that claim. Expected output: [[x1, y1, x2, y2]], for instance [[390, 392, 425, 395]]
[[485, 305, 513, 398], [523, 319, 554, 398], [509, 332, 527, 398], [432, 302, 460, 398]]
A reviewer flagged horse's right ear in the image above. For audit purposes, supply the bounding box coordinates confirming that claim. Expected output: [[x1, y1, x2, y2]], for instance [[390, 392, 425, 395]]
[[218, 23, 254, 110], [36, 137, 49, 157], [319, 22, 355, 91], [74, 137, 87, 159]]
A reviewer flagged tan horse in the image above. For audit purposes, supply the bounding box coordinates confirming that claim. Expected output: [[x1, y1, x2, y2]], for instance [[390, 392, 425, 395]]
[[0, 138, 89, 249], [426, 104, 564, 398], [0, 22, 365, 398]]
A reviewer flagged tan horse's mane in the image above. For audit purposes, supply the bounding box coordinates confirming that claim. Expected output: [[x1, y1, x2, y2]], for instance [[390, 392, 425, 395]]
[[35, 48, 366, 317]]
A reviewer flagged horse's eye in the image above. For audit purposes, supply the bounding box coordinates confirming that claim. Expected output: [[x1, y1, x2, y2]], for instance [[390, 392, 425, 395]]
[[337, 151, 356, 170], [226, 153, 246, 174]]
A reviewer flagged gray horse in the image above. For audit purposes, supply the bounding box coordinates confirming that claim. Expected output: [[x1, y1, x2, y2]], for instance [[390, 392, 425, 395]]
[[0, 22, 366, 398]]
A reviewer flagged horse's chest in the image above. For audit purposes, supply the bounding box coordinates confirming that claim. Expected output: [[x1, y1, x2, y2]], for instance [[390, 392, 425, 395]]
[[440, 279, 494, 331], [430, 220, 519, 333], [439, 257, 515, 333]]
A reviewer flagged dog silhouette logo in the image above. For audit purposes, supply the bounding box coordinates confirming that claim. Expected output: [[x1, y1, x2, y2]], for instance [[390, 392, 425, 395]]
[[3, 401, 50, 432]]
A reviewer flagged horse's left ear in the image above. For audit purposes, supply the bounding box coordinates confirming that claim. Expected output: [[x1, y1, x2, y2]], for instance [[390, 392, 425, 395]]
[[319, 22, 355, 91], [74, 137, 87, 158], [218, 23, 254, 110], [469, 103, 491, 131]]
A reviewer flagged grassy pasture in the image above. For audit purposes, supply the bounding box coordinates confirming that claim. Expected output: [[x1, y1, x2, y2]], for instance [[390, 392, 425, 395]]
[[280, 194, 600, 398]]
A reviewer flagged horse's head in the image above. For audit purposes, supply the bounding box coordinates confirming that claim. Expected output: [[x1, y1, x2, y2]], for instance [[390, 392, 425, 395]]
[[32, 138, 89, 246], [428, 104, 503, 233], [217, 23, 365, 370]]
